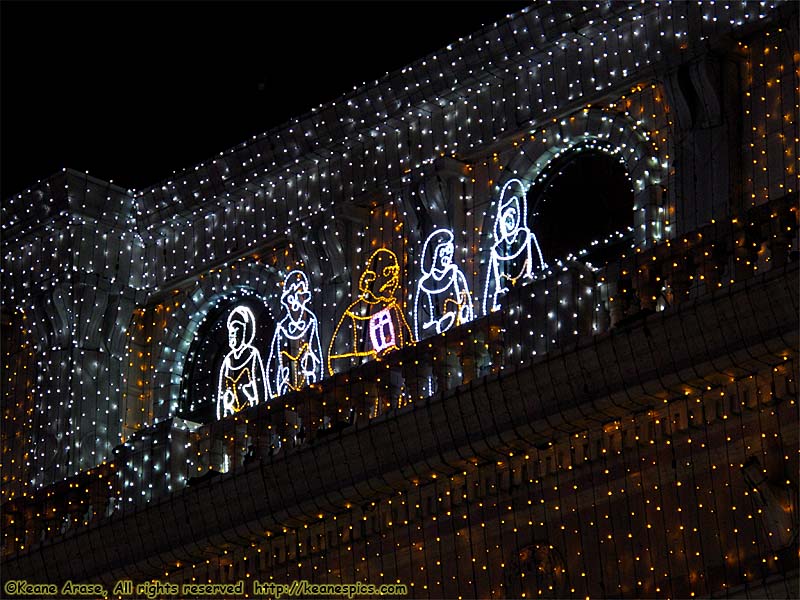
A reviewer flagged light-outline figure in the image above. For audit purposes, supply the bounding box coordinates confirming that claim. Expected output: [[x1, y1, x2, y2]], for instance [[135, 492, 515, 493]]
[[217, 305, 267, 420], [266, 270, 323, 398], [328, 248, 414, 375], [413, 228, 474, 340], [482, 178, 545, 314]]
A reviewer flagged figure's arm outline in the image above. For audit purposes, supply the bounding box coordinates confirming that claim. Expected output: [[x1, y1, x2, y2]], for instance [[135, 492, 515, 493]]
[[266, 325, 280, 400], [254, 348, 267, 406], [309, 315, 323, 383], [414, 280, 439, 340], [484, 247, 504, 314], [413, 280, 423, 342], [217, 355, 228, 420], [524, 227, 534, 279], [456, 268, 474, 323]]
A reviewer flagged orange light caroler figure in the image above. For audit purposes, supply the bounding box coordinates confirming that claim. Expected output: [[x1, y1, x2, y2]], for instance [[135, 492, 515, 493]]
[[328, 248, 414, 375]]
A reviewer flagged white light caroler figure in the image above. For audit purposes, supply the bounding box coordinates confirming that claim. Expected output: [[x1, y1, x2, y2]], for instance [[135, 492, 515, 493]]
[[217, 306, 267, 419], [267, 270, 323, 398], [414, 228, 473, 340], [483, 178, 545, 314]]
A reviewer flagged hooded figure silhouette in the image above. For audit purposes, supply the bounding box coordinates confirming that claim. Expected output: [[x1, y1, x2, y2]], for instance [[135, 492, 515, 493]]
[[217, 306, 267, 419], [483, 178, 545, 314]]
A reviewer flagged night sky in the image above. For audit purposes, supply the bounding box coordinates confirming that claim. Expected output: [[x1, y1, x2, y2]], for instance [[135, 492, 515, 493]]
[[1, 1, 530, 199]]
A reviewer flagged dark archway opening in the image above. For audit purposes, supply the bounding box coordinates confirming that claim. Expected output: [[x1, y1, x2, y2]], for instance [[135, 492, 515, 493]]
[[179, 296, 274, 423], [527, 149, 635, 266]]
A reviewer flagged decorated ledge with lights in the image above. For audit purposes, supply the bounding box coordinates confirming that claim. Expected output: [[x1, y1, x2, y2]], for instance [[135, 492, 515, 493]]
[[2, 2, 798, 598]]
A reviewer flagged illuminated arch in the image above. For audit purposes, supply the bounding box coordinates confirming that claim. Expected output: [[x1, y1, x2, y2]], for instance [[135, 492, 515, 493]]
[[150, 260, 282, 421], [498, 107, 668, 248]]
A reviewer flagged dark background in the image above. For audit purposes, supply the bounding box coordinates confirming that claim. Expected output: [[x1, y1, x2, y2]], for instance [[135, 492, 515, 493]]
[[1, 1, 530, 199]]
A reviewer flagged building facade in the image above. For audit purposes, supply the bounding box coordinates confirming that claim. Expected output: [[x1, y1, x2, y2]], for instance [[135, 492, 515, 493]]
[[2, 2, 798, 598]]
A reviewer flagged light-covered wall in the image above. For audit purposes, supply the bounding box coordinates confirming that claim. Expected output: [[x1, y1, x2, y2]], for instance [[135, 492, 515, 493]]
[[1, 0, 796, 531]]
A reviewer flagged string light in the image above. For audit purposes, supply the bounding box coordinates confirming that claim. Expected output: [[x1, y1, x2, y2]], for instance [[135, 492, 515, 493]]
[[413, 228, 474, 340], [267, 270, 323, 398], [1, 2, 796, 598], [483, 178, 546, 314], [328, 248, 414, 375], [216, 306, 266, 419]]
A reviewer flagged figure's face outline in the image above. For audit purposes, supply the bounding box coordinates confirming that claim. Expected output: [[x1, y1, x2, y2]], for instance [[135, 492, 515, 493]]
[[226, 306, 257, 349], [283, 281, 310, 322], [360, 249, 400, 301], [500, 204, 519, 240], [434, 241, 454, 272], [228, 321, 245, 350], [379, 263, 400, 294]]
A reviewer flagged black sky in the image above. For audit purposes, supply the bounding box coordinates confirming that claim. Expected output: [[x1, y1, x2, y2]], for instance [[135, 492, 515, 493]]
[[1, 1, 531, 199]]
